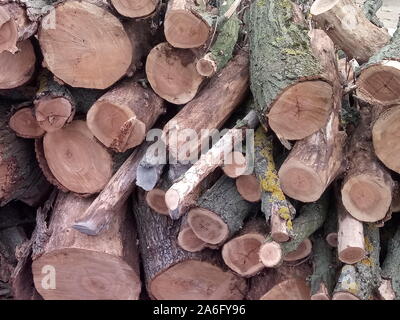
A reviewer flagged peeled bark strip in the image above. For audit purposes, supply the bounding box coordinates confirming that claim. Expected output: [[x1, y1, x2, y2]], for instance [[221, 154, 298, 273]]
[[372, 105, 400, 174], [133, 189, 247, 300], [341, 108, 393, 222], [195, 0, 240, 77], [32, 192, 141, 300], [259, 193, 329, 268], [38, 1, 132, 89], [0, 39, 35, 89], [310, 233, 336, 300], [187, 175, 255, 246], [164, 0, 214, 49], [146, 42, 204, 104], [333, 224, 381, 300], [381, 224, 400, 299], [0, 2, 37, 53], [249, 1, 336, 141], [34, 72, 75, 133], [235, 174, 261, 203], [164, 109, 259, 219], [337, 199, 366, 264], [9, 107, 45, 139], [111, 0, 158, 18], [310, 0, 390, 63], [356, 20, 400, 106], [221, 219, 266, 277], [254, 127, 293, 243]]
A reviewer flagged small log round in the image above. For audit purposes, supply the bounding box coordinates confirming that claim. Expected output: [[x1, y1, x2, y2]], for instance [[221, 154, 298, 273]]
[[222, 151, 247, 178], [283, 238, 312, 262], [177, 223, 208, 253], [34, 97, 73, 133], [145, 189, 169, 215], [260, 278, 311, 300], [259, 241, 283, 268], [235, 175, 261, 203], [9, 108, 45, 139], [111, 0, 158, 18]]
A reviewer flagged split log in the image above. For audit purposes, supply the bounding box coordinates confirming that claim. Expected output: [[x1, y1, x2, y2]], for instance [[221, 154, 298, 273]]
[[38, 1, 133, 89], [310, 0, 390, 63], [259, 193, 329, 268], [249, 2, 337, 141], [87, 80, 165, 152], [111, 0, 158, 18], [222, 151, 248, 178], [164, 109, 259, 218], [195, 0, 240, 77], [34, 72, 75, 133], [146, 42, 204, 104], [356, 20, 400, 106], [133, 189, 247, 300], [187, 175, 255, 246], [333, 224, 381, 300], [221, 219, 266, 277], [0, 39, 35, 89], [32, 192, 141, 300], [381, 224, 400, 300], [163, 0, 215, 49], [162, 49, 248, 160], [0, 2, 37, 53], [254, 127, 293, 243], [42, 120, 114, 195], [235, 174, 261, 203], [337, 198, 366, 264], [9, 107, 45, 139], [309, 233, 336, 300], [72, 142, 149, 236], [341, 107, 393, 222]]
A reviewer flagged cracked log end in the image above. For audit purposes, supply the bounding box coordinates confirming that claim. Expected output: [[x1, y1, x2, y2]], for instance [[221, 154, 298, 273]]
[[9, 108, 45, 139], [145, 189, 169, 215], [283, 238, 312, 262], [35, 97, 73, 133], [111, 0, 157, 18], [235, 174, 261, 203], [259, 241, 282, 268]]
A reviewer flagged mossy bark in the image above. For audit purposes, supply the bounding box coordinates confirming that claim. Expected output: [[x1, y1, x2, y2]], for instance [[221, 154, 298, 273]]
[[362, 0, 384, 27], [382, 224, 400, 299]]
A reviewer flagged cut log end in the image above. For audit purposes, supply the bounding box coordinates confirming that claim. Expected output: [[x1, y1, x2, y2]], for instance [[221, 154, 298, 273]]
[[341, 175, 392, 222], [196, 55, 217, 77], [187, 207, 229, 245], [268, 81, 332, 140], [325, 233, 338, 247], [311, 283, 330, 300], [32, 248, 141, 300], [310, 0, 340, 16], [35, 97, 73, 133], [260, 279, 311, 300], [222, 233, 265, 277], [9, 108, 45, 138], [164, 188, 180, 213], [222, 152, 248, 178], [283, 238, 312, 262], [278, 160, 324, 202], [146, 42, 204, 104], [259, 241, 283, 268], [149, 259, 246, 300], [111, 0, 157, 18], [332, 292, 360, 300], [87, 101, 146, 151], [164, 11, 210, 49], [0, 6, 18, 53], [145, 189, 169, 215], [43, 120, 113, 194], [235, 175, 261, 203], [338, 247, 366, 265], [177, 226, 208, 252]]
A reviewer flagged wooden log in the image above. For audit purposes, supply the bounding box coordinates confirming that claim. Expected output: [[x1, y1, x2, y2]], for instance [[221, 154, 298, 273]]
[[163, 0, 215, 49], [235, 174, 261, 203], [72, 142, 149, 235], [195, 0, 240, 77], [324, 205, 338, 247], [165, 109, 259, 218], [310, 233, 336, 300], [356, 20, 400, 106], [341, 107, 394, 222], [0, 39, 35, 89], [362, 0, 384, 27], [249, 1, 337, 141], [222, 151, 248, 178], [9, 107, 45, 139], [0, 2, 37, 53], [38, 1, 133, 89], [333, 224, 381, 300], [187, 175, 255, 246], [87, 80, 165, 152], [221, 218, 266, 277], [259, 193, 329, 268], [162, 49, 248, 160], [32, 192, 141, 300], [146, 42, 204, 105], [133, 189, 247, 300], [337, 198, 366, 264], [283, 238, 312, 262], [111, 0, 158, 18], [177, 218, 210, 253], [254, 127, 293, 243], [310, 0, 390, 63], [381, 224, 400, 300]]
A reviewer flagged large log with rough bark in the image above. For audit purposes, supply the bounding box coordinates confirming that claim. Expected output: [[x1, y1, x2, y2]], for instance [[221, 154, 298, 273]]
[[32, 192, 141, 300]]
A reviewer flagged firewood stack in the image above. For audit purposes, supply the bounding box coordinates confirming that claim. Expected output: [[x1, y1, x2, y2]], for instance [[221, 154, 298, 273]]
[[0, 0, 400, 301]]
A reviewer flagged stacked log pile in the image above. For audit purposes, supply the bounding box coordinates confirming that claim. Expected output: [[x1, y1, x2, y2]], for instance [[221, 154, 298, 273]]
[[0, 0, 400, 301]]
